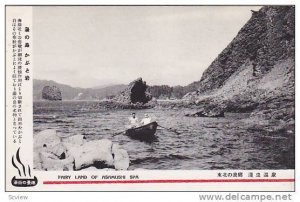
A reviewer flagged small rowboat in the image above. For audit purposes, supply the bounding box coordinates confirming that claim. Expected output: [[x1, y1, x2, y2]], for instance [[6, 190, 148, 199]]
[[125, 122, 158, 141]]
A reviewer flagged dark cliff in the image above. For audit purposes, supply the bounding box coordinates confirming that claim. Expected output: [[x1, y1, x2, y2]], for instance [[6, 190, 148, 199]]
[[184, 6, 294, 130], [194, 6, 294, 93]]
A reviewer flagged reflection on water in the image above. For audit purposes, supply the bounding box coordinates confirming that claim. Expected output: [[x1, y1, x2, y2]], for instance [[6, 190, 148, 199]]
[[33, 101, 294, 170]]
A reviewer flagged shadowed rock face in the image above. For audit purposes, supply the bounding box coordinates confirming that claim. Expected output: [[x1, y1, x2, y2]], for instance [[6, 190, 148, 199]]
[[184, 6, 294, 125], [195, 6, 295, 93], [42, 86, 62, 101], [113, 78, 152, 104], [129, 79, 152, 104]]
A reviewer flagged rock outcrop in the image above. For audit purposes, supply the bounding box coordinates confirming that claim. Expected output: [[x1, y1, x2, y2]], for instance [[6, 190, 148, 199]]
[[113, 78, 152, 104], [42, 86, 62, 101], [184, 6, 295, 128], [33, 129, 130, 171], [185, 107, 224, 118], [195, 6, 294, 94]]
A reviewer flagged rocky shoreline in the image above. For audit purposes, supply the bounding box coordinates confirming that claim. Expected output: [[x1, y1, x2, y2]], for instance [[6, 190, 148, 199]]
[[34, 129, 129, 171], [102, 6, 294, 136]]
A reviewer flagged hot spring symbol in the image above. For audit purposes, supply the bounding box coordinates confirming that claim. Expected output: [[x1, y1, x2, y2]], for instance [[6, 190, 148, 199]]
[[11, 147, 38, 187]]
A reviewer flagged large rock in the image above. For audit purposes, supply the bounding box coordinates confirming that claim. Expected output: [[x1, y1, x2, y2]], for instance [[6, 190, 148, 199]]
[[112, 144, 130, 170], [63, 139, 130, 170], [34, 129, 61, 149], [42, 85, 62, 100], [194, 6, 295, 94], [64, 139, 114, 170], [61, 134, 85, 145], [64, 139, 129, 170], [39, 151, 74, 171], [182, 6, 294, 126], [34, 130, 130, 171], [33, 129, 60, 170], [113, 78, 152, 104]]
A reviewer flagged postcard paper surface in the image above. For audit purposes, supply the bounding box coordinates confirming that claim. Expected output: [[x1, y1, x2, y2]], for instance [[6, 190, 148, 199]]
[[5, 5, 295, 191]]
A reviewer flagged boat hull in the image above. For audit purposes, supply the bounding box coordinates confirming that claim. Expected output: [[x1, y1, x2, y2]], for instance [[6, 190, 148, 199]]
[[125, 122, 158, 141]]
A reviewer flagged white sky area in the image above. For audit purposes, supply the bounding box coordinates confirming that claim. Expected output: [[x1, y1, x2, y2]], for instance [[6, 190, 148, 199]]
[[33, 6, 261, 88]]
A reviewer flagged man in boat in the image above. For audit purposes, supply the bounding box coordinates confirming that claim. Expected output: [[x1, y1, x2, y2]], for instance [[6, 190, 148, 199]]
[[140, 114, 152, 125], [129, 112, 139, 128]]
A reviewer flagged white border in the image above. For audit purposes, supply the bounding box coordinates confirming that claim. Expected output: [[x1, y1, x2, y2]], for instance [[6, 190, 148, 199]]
[[1, 0, 298, 201]]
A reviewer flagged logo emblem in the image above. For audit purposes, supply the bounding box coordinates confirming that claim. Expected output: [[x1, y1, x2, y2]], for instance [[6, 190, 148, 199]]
[[11, 148, 38, 187]]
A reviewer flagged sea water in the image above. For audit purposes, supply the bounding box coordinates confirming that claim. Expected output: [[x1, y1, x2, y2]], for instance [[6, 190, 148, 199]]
[[33, 101, 294, 170]]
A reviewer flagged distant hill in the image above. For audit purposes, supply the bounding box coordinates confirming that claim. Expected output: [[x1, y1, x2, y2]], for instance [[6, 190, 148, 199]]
[[33, 78, 196, 101], [33, 79, 127, 101], [92, 84, 128, 97]]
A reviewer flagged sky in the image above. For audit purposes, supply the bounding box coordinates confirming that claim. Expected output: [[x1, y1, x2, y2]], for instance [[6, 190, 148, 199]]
[[33, 6, 261, 88]]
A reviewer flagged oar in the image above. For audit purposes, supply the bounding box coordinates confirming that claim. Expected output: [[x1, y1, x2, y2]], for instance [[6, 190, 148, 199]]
[[112, 130, 126, 137], [157, 124, 181, 135], [112, 125, 135, 137]]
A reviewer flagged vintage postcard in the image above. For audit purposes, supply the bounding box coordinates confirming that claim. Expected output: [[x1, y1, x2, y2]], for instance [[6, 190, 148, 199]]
[[5, 5, 295, 191]]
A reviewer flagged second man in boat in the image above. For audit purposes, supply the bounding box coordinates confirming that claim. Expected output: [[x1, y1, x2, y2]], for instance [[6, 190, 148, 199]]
[[129, 113, 152, 128], [140, 114, 152, 125]]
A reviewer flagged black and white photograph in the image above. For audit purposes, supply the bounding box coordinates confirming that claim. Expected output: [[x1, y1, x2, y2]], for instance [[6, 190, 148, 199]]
[[31, 6, 295, 171], [5, 4, 296, 192]]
